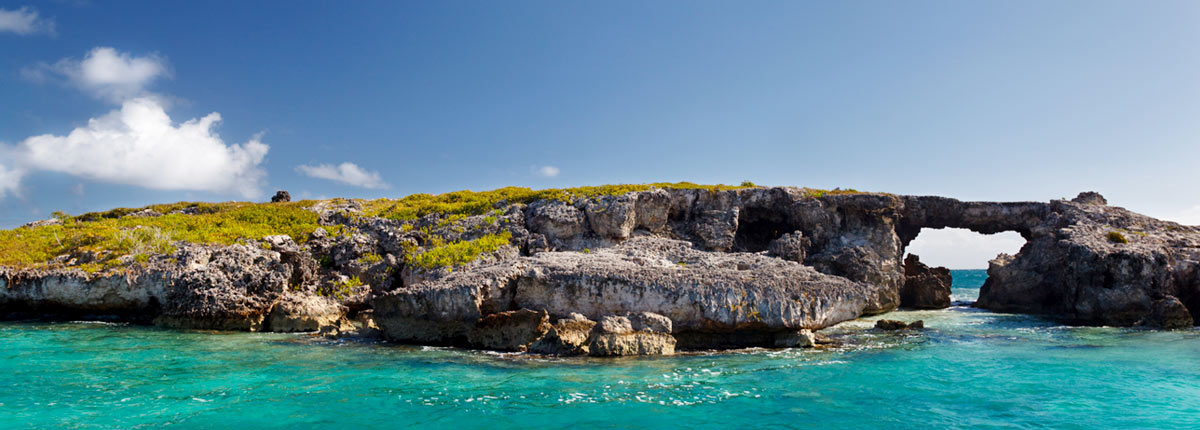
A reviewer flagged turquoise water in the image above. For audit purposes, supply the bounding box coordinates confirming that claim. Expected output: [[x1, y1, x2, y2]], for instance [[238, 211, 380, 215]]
[[3, 270, 1199, 429]]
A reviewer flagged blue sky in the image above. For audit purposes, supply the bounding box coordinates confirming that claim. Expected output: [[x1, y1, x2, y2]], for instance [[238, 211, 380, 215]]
[[1, 1, 1198, 267]]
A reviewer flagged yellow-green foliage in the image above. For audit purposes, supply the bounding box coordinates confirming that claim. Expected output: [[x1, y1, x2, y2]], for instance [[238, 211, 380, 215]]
[[0, 202, 325, 271], [328, 276, 363, 300], [361, 182, 754, 222], [1107, 231, 1129, 244], [407, 232, 513, 270], [356, 252, 383, 265]]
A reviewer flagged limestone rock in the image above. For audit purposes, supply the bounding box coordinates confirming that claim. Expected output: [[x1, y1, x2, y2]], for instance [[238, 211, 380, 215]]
[[467, 309, 551, 352], [587, 313, 676, 356], [875, 319, 923, 330], [585, 195, 637, 240], [528, 313, 596, 355], [767, 231, 808, 263], [900, 254, 952, 309], [525, 201, 587, 244], [266, 292, 348, 332], [774, 329, 816, 348], [154, 244, 289, 331]]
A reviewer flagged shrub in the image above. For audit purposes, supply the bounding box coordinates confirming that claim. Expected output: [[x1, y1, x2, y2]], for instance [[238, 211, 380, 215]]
[[1107, 231, 1129, 244], [407, 232, 512, 270]]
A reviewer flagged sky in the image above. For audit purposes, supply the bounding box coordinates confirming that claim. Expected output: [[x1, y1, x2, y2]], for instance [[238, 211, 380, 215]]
[[1, 1, 1198, 268]]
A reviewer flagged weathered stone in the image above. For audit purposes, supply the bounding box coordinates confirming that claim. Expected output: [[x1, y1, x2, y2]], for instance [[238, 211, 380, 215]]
[[900, 254, 952, 309], [525, 201, 587, 244], [1141, 296, 1193, 329], [774, 329, 816, 348], [467, 309, 551, 352], [875, 319, 923, 331], [588, 313, 676, 356], [266, 292, 347, 332], [528, 313, 596, 355], [767, 231, 808, 263], [585, 195, 637, 240], [271, 190, 291, 203], [1071, 191, 1107, 206], [154, 244, 289, 331]]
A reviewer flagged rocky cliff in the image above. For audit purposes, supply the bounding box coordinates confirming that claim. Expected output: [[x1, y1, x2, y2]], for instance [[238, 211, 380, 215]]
[[2, 185, 1196, 356]]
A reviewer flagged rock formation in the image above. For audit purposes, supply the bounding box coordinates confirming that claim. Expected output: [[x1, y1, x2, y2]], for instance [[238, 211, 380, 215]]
[[900, 254, 952, 309], [3, 186, 1198, 358]]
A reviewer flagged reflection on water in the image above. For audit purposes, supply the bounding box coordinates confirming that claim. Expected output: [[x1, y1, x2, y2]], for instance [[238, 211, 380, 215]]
[[2, 270, 1199, 429]]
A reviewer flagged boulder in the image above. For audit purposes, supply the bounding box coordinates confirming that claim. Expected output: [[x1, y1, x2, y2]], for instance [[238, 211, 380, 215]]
[[467, 309, 551, 352], [528, 313, 596, 355], [875, 319, 924, 330], [525, 201, 587, 243], [587, 312, 677, 356], [265, 292, 348, 332], [271, 190, 291, 203], [900, 254, 952, 309], [774, 329, 817, 348], [585, 195, 637, 240], [767, 231, 808, 263]]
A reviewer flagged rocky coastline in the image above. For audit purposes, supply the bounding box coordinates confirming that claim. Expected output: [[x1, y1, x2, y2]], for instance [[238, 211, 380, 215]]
[[2, 186, 1197, 356]]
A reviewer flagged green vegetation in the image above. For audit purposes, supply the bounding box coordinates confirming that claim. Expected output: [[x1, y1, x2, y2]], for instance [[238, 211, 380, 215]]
[[1107, 231, 1129, 244], [407, 232, 513, 271], [328, 276, 363, 300], [356, 252, 383, 265], [0, 201, 326, 271], [361, 182, 757, 222]]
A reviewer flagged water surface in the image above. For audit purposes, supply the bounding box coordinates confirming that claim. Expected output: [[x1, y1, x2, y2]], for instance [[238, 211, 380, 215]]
[[2, 270, 1198, 429]]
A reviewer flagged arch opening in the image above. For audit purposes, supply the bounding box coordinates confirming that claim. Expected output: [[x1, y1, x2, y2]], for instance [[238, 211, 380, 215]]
[[903, 228, 1026, 270]]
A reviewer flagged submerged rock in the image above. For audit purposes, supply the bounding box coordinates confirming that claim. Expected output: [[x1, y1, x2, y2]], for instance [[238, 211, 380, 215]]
[[875, 319, 924, 331]]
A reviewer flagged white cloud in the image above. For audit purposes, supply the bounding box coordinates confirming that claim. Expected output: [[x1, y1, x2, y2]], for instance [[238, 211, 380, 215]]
[[295, 162, 388, 189], [905, 228, 1026, 270], [536, 165, 560, 178], [0, 159, 25, 199], [0, 7, 54, 35], [24, 47, 170, 102], [15, 97, 269, 198]]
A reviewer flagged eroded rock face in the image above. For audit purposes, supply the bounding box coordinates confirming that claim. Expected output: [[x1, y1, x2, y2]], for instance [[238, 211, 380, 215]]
[[900, 254, 952, 309], [588, 313, 676, 356], [467, 309, 551, 352], [265, 292, 348, 332], [976, 195, 1200, 328], [155, 244, 289, 331], [529, 313, 596, 355]]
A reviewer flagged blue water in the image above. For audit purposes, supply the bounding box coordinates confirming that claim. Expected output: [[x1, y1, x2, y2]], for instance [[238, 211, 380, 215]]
[[2, 270, 1199, 429]]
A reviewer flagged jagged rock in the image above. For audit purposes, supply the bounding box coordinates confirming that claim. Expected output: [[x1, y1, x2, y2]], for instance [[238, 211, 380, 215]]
[[266, 292, 348, 332], [767, 231, 808, 263], [588, 313, 676, 356], [634, 189, 670, 232], [586, 195, 637, 240], [774, 329, 816, 348], [529, 313, 596, 355], [21, 218, 62, 229], [271, 190, 291, 203], [875, 319, 923, 330], [466, 309, 551, 352], [900, 254, 952, 309], [1071, 191, 1107, 206], [976, 198, 1200, 328], [691, 209, 739, 251], [264, 235, 319, 287], [154, 244, 289, 331], [525, 200, 587, 244], [1140, 296, 1193, 329]]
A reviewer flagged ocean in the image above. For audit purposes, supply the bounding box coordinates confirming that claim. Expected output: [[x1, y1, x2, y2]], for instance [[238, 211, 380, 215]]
[[2, 270, 1199, 429]]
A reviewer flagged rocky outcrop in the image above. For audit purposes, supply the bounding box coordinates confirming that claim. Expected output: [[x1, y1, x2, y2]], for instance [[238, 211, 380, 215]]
[[900, 254, 952, 309], [976, 193, 1200, 328], [6, 186, 1199, 357], [587, 313, 676, 356], [875, 319, 924, 330]]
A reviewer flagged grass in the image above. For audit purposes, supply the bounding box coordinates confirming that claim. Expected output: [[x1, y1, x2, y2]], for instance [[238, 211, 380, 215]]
[[0, 202, 328, 272], [360, 182, 759, 222], [407, 231, 513, 271], [1107, 231, 1129, 244]]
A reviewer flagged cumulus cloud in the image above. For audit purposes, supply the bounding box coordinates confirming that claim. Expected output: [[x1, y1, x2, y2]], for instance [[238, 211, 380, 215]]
[[0, 159, 25, 199], [0, 6, 54, 35], [905, 228, 1026, 269], [16, 97, 269, 198], [24, 47, 170, 102], [295, 162, 388, 189], [535, 165, 560, 178]]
